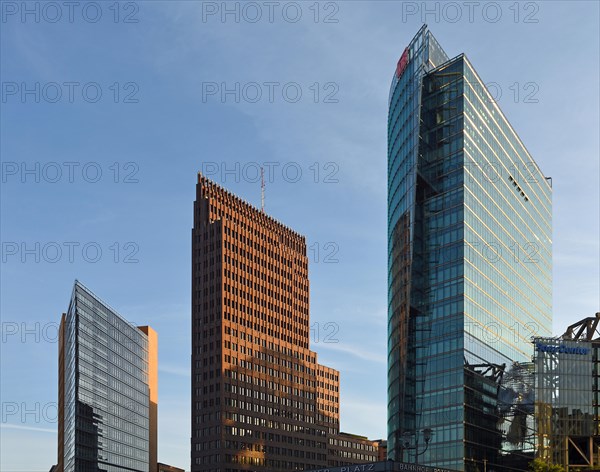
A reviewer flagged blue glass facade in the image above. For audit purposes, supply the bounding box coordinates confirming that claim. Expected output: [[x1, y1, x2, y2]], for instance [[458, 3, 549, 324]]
[[387, 26, 552, 471], [62, 281, 151, 472]]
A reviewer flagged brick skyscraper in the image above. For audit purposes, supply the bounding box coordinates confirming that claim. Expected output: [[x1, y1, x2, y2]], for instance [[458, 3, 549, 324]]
[[192, 174, 343, 472]]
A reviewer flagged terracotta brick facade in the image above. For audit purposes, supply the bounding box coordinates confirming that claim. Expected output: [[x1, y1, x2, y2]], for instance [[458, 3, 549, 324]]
[[191, 174, 378, 472]]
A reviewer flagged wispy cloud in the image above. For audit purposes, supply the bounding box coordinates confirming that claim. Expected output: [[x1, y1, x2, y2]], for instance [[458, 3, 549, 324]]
[[317, 342, 386, 364], [343, 399, 387, 416], [159, 363, 190, 377], [1, 423, 56, 434]]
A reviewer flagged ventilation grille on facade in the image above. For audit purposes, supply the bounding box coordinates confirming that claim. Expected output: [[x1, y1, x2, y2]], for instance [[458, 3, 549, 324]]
[[508, 175, 529, 202]]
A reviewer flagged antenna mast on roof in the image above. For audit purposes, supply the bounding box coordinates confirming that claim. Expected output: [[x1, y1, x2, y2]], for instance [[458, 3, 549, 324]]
[[261, 167, 265, 213]]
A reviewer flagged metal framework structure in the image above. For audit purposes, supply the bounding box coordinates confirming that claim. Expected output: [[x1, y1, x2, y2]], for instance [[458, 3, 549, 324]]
[[466, 362, 506, 384], [563, 312, 600, 342], [499, 362, 536, 454]]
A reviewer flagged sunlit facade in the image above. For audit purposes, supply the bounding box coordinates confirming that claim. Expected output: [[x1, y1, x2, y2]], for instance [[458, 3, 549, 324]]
[[387, 25, 552, 471], [191, 174, 379, 472]]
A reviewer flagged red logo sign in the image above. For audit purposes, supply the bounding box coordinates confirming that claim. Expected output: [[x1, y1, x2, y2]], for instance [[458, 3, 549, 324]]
[[395, 47, 409, 78]]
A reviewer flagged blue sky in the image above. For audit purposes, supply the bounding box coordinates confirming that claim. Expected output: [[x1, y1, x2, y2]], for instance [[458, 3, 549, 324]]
[[1, 1, 598, 470]]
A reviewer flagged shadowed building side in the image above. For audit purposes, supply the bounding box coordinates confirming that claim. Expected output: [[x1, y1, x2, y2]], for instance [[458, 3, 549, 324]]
[[57, 313, 65, 472]]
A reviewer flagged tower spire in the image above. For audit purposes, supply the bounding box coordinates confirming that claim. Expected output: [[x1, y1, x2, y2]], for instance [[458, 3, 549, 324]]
[[261, 166, 265, 212]]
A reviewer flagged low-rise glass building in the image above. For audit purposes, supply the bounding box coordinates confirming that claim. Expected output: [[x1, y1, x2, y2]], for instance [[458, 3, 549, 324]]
[[533, 313, 600, 470]]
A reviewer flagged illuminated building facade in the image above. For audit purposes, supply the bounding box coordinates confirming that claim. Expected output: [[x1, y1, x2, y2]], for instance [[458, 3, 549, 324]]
[[387, 25, 552, 470], [192, 174, 377, 472]]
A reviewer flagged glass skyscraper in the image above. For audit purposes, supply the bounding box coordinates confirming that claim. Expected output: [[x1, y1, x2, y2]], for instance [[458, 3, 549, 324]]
[[58, 281, 158, 472], [387, 26, 552, 471]]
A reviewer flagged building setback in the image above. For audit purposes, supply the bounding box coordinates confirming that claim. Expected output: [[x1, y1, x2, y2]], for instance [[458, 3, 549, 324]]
[[56, 280, 157, 472], [329, 433, 380, 467], [191, 174, 379, 472], [387, 25, 552, 471], [158, 463, 186, 472]]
